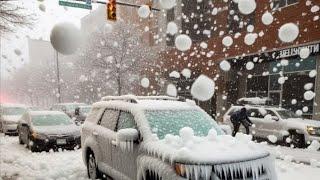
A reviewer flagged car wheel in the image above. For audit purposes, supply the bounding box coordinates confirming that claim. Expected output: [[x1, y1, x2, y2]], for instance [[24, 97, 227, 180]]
[[289, 131, 305, 148], [27, 135, 37, 152], [19, 133, 24, 145], [87, 152, 101, 179]]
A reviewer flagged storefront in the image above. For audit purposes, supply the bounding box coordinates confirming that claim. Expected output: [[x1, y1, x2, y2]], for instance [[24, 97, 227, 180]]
[[222, 42, 320, 119]]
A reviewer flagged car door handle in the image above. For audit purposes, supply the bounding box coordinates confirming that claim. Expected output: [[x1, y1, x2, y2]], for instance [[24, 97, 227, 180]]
[[92, 131, 99, 136]]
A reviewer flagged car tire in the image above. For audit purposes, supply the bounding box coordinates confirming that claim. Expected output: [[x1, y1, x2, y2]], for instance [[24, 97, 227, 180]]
[[27, 135, 37, 152], [289, 131, 305, 148], [19, 133, 24, 145], [87, 152, 101, 179]]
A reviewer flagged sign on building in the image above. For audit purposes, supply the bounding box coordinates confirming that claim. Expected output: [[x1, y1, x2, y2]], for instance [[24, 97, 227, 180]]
[[59, 0, 92, 10]]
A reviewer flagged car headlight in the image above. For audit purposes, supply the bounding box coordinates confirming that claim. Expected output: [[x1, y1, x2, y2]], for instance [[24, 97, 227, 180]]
[[174, 163, 186, 177], [307, 126, 316, 135], [32, 132, 48, 139]]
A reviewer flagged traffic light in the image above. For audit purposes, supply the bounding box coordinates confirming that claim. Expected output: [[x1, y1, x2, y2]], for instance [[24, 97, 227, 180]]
[[107, 0, 116, 21]]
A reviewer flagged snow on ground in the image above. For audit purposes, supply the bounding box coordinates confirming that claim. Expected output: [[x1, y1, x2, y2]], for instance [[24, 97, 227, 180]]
[[1, 134, 320, 180], [0, 135, 88, 180]]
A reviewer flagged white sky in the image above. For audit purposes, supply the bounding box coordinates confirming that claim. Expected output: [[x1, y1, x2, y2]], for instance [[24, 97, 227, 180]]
[[0, 0, 99, 79]]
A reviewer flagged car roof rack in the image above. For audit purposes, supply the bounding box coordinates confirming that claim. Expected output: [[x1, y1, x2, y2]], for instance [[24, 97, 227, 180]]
[[100, 95, 180, 103]]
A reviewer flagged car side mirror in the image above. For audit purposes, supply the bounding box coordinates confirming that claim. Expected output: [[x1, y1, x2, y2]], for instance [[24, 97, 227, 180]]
[[116, 128, 139, 143], [272, 116, 279, 121]]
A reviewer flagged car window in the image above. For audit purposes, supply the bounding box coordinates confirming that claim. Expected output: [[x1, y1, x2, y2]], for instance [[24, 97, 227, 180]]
[[247, 109, 264, 118], [116, 111, 136, 131], [99, 109, 119, 130], [266, 110, 277, 117], [86, 107, 104, 123]]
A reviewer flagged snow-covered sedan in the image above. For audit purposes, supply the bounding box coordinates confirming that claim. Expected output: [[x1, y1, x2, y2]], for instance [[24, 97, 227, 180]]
[[223, 105, 320, 148], [18, 111, 81, 152], [82, 95, 276, 180], [0, 103, 27, 135]]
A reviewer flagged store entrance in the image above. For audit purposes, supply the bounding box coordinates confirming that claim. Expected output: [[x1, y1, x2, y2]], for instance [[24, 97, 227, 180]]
[[282, 71, 315, 118]]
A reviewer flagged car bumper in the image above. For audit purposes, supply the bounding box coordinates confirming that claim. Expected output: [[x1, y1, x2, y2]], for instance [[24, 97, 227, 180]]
[[2, 124, 18, 135], [305, 135, 320, 143], [31, 136, 81, 151]]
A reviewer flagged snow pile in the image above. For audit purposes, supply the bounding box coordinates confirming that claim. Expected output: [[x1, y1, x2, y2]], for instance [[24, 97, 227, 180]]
[[138, 5, 151, 18], [169, 71, 180, 78], [141, 77, 150, 88], [181, 68, 191, 78], [278, 23, 299, 43], [50, 22, 83, 55], [304, 90, 315, 100], [299, 48, 310, 59], [141, 129, 276, 180], [166, 84, 177, 97], [0, 136, 87, 180], [238, 0, 256, 15], [222, 36, 233, 47], [191, 75, 215, 101], [262, 11, 273, 25], [167, 21, 178, 35], [175, 34, 192, 51], [237, 97, 269, 105], [159, 0, 176, 9], [219, 60, 231, 71]]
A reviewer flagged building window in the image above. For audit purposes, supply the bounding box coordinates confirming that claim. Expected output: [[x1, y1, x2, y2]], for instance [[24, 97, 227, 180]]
[[274, 0, 298, 8], [166, 8, 175, 46], [228, 1, 255, 33]]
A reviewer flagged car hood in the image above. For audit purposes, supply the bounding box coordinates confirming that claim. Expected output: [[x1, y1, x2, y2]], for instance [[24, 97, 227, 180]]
[[286, 118, 320, 127], [1, 115, 21, 123], [32, 124, 81, 136], [141, 134, 270, 165]]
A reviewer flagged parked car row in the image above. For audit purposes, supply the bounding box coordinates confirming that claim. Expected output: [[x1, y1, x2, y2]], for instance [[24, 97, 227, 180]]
[[0, 102, 91, 152], [223, 103, 320, 148]]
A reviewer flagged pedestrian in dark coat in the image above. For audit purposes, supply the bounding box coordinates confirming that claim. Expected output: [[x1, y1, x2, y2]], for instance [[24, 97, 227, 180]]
[[230, 107, 253, 136]]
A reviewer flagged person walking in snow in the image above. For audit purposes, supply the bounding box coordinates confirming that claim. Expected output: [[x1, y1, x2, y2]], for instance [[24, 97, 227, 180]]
[[230, 107, 253, 137]]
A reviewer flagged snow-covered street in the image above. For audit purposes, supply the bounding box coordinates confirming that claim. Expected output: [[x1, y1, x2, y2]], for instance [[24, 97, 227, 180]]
[[1, 134, 320, 180]]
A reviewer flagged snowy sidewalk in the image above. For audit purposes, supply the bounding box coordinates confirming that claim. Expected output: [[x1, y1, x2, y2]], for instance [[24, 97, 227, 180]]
[[265, 144, 320, 166]]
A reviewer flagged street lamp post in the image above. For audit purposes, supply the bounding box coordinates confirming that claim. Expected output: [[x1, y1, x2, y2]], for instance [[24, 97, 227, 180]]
[[55, 50, 62, 103]]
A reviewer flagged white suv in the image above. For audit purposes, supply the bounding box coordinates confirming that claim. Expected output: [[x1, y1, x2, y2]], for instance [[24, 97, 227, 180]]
[[223, 105, 320, 148], [82, 95, 276, 180]]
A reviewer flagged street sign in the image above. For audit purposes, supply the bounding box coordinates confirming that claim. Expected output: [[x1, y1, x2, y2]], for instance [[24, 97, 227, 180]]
[[59, 0, 92, 10]]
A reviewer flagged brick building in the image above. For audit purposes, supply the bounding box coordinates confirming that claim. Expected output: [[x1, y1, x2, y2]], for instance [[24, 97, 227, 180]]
[[150, 0, 320, 120]]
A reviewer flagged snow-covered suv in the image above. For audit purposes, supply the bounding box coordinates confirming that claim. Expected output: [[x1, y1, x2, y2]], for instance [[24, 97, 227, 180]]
[[223, 105, 320, 148], [82, 95, 276, 180]]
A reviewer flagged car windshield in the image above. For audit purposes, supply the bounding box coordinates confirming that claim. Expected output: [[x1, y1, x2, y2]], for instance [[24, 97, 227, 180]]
[[1, 107, 26, 116], [31, 114, 73, 126], [276, 110, 301, 119], [145, 109, 223, 139]]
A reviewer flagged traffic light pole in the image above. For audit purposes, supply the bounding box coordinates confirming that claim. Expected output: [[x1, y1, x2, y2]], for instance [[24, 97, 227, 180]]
[[79, 0, 161, 11]]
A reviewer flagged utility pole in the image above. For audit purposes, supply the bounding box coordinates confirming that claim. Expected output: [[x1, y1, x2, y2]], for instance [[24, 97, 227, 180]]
[[55, 50, 62, 103]]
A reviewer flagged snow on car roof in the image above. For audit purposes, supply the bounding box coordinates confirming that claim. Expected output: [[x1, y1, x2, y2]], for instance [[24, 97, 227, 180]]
[[232, 104, 285, 111], [0, 103, 27, 108], [29, 111, 66, 116], [93, 99, 197, 111], [55, 102, 86, 106]]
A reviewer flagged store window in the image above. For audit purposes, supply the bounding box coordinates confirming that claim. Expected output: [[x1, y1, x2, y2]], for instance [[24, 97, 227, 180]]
[[246, 76, 268, 97], [166, 8, 175, 46], [274, 0, 298, 8]]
